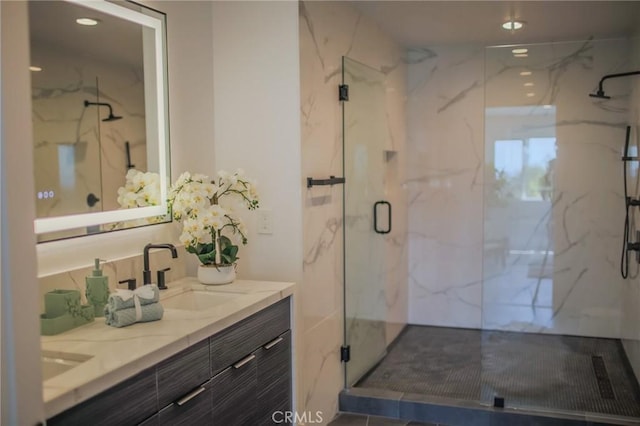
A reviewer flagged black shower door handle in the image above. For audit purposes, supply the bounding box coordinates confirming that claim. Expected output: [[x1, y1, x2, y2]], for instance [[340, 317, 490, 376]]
[[374, 201, 392, 234]]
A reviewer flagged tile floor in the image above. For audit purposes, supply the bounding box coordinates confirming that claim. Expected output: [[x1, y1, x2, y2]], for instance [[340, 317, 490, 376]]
[[356, 326, 640, 418]]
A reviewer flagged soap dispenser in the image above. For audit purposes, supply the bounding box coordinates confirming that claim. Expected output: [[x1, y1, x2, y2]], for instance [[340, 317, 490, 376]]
[[86, 258, 109, 317]]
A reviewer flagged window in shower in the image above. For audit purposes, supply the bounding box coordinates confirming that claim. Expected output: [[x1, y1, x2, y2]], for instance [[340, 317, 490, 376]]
[[483, 104, 557, 331], [493, 137, 556, 201]]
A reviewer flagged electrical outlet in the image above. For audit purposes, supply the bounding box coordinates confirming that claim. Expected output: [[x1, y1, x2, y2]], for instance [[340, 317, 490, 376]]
[[257, 209, 273, 234]]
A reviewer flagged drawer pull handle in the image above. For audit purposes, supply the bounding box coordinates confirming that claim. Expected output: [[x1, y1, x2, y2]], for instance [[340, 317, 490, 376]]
[[233, 354, 256, 369], [176, 386, 206, 406], [264, 337, 284, 350]]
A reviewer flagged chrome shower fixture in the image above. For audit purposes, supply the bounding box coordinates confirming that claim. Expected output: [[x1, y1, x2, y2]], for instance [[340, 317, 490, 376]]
[[589, 70, 640, 99], [83, 100, 122, 122]]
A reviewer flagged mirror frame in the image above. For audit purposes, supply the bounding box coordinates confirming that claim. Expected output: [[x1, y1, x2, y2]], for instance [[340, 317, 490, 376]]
[[33, 0, 169, 235]]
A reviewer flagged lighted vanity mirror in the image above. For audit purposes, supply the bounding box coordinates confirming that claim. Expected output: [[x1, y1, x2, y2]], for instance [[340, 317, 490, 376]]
[[29, 0, 170, 242]]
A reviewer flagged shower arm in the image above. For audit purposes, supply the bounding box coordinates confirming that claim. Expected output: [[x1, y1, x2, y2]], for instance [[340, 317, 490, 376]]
[[84, 100, 114, 115], [591, 70, 640, 98], [83, 100, 122, 121]]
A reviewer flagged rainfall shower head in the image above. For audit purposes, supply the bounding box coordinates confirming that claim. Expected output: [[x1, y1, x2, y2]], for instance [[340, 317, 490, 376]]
[[589, 90, 611, 100], [589, 70, 640, 100], [83, 100, 122, 122], [102, 112, 122, 122]]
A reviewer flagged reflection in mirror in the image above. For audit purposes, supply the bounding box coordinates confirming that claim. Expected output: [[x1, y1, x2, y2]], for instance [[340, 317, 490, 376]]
[[29, 0, 170, 242]]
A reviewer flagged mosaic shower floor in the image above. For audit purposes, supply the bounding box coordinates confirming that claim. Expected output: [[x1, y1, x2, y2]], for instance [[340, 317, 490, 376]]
[[356, 326, 640, 418]]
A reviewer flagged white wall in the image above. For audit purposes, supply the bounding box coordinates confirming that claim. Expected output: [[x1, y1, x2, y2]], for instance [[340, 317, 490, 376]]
[[1, 2, 44, 424], [210, 0, 304, 415], [211, 1, 303, 285]]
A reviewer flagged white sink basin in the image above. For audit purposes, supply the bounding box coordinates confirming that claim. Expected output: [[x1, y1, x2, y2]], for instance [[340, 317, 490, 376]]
[[162, 290, 242, 311], [42, 350, 93, 381]]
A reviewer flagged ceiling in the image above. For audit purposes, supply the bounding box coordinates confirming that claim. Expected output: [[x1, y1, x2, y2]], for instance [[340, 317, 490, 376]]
[[28, 1, 144, 69], [350, 1, 640, 47]]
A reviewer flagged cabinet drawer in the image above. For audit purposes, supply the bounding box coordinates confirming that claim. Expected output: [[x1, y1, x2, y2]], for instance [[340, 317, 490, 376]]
[[158, 379, 213, 426], [157, 338, 210, 408], [48, 367, 157, 426], [256, 331, 292, 425], [210, 298, 290, 375], [211, 354, 257, 425]]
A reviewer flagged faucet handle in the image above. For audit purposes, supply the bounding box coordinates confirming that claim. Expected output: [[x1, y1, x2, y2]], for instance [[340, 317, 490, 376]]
[[118, 278, 137, 291], [157, 268, 170, 290]]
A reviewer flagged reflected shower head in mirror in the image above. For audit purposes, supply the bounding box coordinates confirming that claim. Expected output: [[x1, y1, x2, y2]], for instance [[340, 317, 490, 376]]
[[83, 100, 123, 122], [589, 90, 611, 100]]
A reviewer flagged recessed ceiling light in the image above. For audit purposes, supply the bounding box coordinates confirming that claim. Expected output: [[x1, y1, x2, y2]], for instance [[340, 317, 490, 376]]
[[76, 17, 99, 26], [512, 48, 528, 54], [502, 20, 524, 31], [29, 66, 42, 72], [543, 105, 553, 109], [526, 93, 535, 97], [514, 53, 529, 58], [520, 71, 532, 76], [524, 82, 534, 87]]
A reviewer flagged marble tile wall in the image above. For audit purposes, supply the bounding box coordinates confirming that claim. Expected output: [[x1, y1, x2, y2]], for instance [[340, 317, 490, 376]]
[[407, 39, 634, 339], [31, 45, 147, 220], [483, 39, 631, 337], [299, 0, 407, 419], [38, 247, 187, 315], [406, 46, 485, 328]]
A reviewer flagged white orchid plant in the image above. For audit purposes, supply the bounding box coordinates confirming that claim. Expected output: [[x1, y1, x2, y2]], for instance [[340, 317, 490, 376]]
[[168, 169, 259, 267], [117, 169, 162, 208], [114, 169, 166, 229]]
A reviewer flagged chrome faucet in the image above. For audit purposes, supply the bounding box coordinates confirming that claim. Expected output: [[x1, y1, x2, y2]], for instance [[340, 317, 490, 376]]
[[143, 243, 178, 285]]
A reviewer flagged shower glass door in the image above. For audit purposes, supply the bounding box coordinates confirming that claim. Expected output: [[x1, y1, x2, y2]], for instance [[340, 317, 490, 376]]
[[343, 56, 388, 386]]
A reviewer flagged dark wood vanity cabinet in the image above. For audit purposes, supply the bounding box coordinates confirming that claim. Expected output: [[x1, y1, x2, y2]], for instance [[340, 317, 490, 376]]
[[158, 379, 214, 426], [256, 330, 292, 425], [211, 355, 258, 425], [207, 297, 291, 424], [209, 330, 292, 425], [156, 338, 213, 426], [47, 368, 158, 426], [46, 297, 291, 426]]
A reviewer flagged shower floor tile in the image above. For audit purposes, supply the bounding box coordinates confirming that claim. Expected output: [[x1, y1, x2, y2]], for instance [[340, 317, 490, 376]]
[[356, 326, 640, 418]]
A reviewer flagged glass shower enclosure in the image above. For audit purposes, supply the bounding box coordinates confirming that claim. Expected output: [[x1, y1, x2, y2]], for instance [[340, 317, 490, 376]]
[[342, 56, 390, 386]]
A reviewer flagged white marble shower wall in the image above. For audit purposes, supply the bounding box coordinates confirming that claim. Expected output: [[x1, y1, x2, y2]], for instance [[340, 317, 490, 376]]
[[299, 0, 407, 418], [484, 39, 630, 337], [31, 45, 147, 219], [407, 46, 485, 328], [408, 38, 633, 339]]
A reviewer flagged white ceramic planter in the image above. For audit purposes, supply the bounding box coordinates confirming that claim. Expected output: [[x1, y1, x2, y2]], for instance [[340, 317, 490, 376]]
[[197, 264, 236, 285]]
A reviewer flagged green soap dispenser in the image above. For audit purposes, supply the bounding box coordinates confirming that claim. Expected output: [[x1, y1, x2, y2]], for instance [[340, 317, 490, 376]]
[[86, 258, 109, 317]]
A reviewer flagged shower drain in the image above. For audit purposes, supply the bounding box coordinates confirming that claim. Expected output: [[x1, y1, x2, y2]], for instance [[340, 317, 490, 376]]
[[591, 355, 616, 399]]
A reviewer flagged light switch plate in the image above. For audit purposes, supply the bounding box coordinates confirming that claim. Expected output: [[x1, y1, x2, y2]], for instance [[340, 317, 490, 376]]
[[257, 209, 273, 234]]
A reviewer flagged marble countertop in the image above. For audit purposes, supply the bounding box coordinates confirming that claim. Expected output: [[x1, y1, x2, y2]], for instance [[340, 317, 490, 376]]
[[41, 278, 295, 419]]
